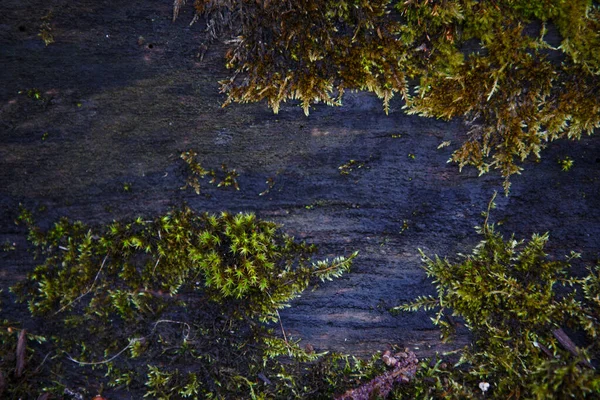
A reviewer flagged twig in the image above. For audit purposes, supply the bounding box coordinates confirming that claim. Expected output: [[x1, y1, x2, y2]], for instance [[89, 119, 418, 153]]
[[54, 254, 109, 315], [483, 191, 498, 234], [274, 309, 291, 355], [66, 339, 138, 366], [34, 351, 54, 373], [66, 319, 192, 365], [152, 256, 161, 276], [267, 291, 291, 355], [336, 351, 419, 400]]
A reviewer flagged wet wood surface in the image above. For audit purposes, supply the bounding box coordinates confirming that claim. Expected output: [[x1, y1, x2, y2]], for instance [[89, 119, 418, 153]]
[[1, 0, 599, 359]]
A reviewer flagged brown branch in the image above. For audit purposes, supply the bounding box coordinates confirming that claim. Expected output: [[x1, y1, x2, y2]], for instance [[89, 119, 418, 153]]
[[66, 319, 191, 366], [336, 350, 419, 400]]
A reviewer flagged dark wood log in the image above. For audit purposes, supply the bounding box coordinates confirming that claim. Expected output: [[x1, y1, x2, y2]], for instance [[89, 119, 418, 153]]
[[0, 0, 599, 363]]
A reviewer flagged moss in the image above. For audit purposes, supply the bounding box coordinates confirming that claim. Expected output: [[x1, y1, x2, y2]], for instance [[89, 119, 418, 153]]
[[4, 206, 363, 398], [180, 150, 240, 194], [338, 159, 367, 176], [6, 196, 600, 398], [178, 0, 600, 190], [393, 195, 600, 398]]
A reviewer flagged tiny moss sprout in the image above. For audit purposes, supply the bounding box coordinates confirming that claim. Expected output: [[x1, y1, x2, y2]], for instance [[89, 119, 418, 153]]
[[38, 11, 54, 46], [304, 199, 329, 210], [24, 88, 43, 101], [559, 156, 574, 171], [399, 220, 409, 234], [38, 23, 54, 46], [2, 240, 16, 252], [338, 159, 367, 176], [216, 163, 240, 190], [180, 150, 240, 194], [259, 177, 276, 196], [437, 141, 451, 150], [180, 149, 210, 194]]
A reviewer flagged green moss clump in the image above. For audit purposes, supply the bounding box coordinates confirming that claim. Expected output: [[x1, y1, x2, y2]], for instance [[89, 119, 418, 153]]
[[178, 0, 600, 190], [5, 206, 365, 398], [18, 207, 356, 322], [394, 197, 600, 398]]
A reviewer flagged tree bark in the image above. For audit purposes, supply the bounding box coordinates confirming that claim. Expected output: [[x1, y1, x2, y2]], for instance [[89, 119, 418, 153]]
[[1, 0, 599, 359]]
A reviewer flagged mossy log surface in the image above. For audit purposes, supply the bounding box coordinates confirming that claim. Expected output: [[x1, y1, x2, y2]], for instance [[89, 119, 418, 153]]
[[1, 0, 599, 360]]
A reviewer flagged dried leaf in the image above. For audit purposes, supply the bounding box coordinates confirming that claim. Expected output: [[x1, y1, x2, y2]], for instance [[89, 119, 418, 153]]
[[533, 340, 554, 358], [553, 328, 579, 356], [553, 328, 594, 369], [382, 350, 398, 366], [15, 329, 26, 378]]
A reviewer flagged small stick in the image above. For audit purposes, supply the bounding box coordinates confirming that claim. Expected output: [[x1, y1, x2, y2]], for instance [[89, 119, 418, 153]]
[[54, 254, 109, 315], [67, 319, 191, 365]]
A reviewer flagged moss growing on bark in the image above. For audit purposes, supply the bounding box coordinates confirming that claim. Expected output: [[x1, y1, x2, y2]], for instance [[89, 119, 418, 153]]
[[393, 196, 600, 398], [5, 206, 363, 399], [177, 0, 600, 189]]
